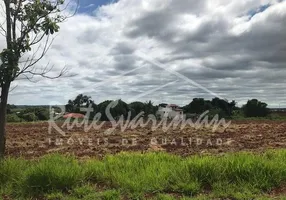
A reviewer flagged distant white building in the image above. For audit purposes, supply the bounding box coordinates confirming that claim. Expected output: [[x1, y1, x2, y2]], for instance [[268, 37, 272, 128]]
[[156, 104, 184, 120]]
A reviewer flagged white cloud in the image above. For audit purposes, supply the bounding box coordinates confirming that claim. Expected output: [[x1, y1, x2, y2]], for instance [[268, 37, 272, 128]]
[[2, 0, 285, 107]]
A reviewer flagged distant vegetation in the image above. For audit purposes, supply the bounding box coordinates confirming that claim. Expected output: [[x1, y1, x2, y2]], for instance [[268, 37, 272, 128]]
[[6, 105, 50, 123], [1, 150, 286, 199], [63, 94, 278, 120], [6, 94, 283, 123]]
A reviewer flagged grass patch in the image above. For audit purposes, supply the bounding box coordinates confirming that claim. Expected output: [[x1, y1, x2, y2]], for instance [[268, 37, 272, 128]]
[[84, 152, 193, 193], [1, 150, 286, 199], [0, 157, 28, 187], [18, 154, 84, 196]]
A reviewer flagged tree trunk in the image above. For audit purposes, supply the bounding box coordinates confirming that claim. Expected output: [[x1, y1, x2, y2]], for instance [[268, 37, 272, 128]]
[[0, 83, 10, 159]]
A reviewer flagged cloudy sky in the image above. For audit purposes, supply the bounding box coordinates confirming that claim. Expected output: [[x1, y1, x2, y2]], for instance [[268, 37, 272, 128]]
[[4, 0, 286, 107]]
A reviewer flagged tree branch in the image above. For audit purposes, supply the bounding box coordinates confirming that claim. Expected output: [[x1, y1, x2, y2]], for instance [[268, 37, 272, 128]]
[[4, 0, 12, 50], [15, 34, 54, 79], [2, 0, 77, 84], [9, 84, 18, 92], [12, 0, 23, 42], [0, 22, 6, 37], [22, 65, 68, 80]]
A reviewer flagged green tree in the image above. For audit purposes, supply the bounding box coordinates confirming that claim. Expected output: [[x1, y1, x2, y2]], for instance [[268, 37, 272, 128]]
[[183, 98, 236, 117], [211, 98, 236, 116], [6, 104, 16, 114], [17, 107, 49, 121], [97, 99, 130, 121], [66, 94, 96, 113], [34, 108, 49, 121], [144, 100, 157, 117], [97, 100, 113, 121], [22, 112, 38, 122], [184, 98, 207, 114], [0, 0, 74, 158], [111, 99, 130, 120], [242, 99, 270, 117], [129, 101, 145, 116], [7, 113, 21, 122]]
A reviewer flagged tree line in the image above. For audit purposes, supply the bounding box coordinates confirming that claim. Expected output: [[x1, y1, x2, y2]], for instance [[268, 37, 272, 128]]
[[6, 95, 273, 123], [62, 94, 271, 120], [7, 106, 50, 122]]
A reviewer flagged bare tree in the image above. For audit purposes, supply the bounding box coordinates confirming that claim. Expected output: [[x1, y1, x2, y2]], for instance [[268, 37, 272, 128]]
[[0, 0, 77, 158]]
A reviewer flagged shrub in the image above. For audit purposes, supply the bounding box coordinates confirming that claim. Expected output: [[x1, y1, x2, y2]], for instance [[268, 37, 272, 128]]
[[21, 112, 38, 122], [242, 99, 270, 117], [6, 114, 22, 123], [35, 108, 50, 120], [208, 108, 227, 119]]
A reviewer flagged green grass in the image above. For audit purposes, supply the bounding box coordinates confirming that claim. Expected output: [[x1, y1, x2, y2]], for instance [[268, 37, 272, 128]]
[[232, 113, 286, 121], [1, 150, 286, 199], [19, 154, 85, 196]]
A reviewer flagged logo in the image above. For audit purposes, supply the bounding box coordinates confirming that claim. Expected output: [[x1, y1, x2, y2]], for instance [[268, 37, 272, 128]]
[[48, 51, 232, 137]]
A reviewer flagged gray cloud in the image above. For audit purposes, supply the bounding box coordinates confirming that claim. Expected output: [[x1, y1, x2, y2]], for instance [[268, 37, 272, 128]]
[[5, 0, 286, 107], [111, 42, 135, 55]]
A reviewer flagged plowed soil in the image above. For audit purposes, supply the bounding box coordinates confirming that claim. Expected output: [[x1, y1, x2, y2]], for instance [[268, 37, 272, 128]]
[[5, 120, 286, 158]]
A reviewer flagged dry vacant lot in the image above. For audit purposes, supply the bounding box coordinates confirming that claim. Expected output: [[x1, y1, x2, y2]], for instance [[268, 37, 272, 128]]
[[6, 120, 286, 158]]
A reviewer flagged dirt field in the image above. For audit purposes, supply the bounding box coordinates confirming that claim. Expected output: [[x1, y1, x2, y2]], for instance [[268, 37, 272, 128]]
[[5, 120, 286, 158]]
